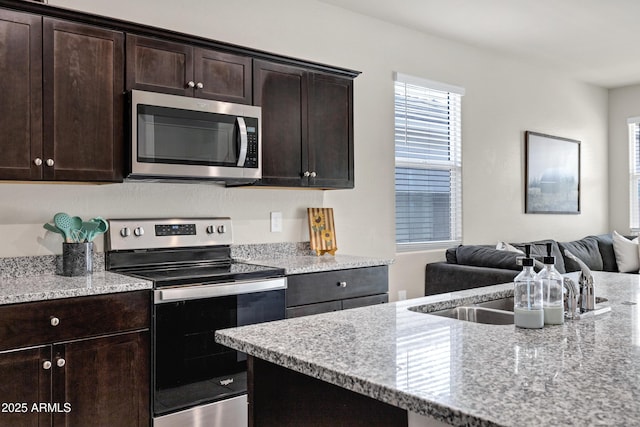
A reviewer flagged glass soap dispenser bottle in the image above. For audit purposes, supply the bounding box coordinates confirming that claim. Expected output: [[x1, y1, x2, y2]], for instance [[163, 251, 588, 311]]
[[514, 244, 544, 329], [536, 242, 564, 325]]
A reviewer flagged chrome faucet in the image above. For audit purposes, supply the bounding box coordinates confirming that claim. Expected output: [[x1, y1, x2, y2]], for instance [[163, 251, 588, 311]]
[[563, 250, 596, 313], [563, 276, 579, 319]]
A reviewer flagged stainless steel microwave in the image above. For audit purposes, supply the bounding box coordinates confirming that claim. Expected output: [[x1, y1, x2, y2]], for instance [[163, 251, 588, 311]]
[[127, 90, 262, 183]]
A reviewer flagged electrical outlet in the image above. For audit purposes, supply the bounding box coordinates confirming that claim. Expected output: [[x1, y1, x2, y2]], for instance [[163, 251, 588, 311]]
[[398, 290, 407, 301], [270, 212, 282, 232]]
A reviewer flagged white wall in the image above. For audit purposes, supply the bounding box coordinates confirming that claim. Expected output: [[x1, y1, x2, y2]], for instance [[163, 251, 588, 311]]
[[608, 84, 640, 234], [3, 0, 610, 302]]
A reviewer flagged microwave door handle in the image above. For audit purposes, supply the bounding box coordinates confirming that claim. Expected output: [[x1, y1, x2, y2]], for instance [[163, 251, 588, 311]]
[[236, 117, 248, 166]]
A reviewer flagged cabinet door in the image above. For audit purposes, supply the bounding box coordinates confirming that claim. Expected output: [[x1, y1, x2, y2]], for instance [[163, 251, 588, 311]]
[[43, 18, 124, 181], [126, 34, 194, 96], [53, 331, 150, 427], [194, 48, 252, 103], [0, 346, 51, 427], [308, 73, 354, 188], [0, 9, 43, 180], [253, 60, 308, 186]]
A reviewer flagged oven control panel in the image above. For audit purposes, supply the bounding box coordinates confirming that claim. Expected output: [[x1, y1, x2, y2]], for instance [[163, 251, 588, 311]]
[[106, 218, 232, 251]]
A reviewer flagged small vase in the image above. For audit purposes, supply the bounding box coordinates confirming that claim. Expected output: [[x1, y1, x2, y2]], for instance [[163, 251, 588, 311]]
[[62, 242, 93, 276]]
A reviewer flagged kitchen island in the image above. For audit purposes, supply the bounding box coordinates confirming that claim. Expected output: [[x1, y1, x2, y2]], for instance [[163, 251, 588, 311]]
[[216, 271, 640, 426]]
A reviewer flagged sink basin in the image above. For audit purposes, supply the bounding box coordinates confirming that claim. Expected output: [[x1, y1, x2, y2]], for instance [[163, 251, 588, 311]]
[[415, 295, 610, 326], [431, 306, 513, 325]]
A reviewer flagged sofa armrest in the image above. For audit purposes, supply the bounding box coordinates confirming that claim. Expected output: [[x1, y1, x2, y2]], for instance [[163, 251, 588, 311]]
[[425, 262, 518, 296]]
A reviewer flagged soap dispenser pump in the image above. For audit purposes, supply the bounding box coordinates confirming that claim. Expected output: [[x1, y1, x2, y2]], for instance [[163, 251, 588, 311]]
[[536, 242, 564, 325], [513, 244, 544, 329]]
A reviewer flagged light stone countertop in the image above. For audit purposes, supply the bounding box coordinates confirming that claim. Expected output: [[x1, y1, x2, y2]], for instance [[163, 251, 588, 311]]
[[0, 271, 152, 305], [240, 254, 394, 275], [217, 271, 640, 426]]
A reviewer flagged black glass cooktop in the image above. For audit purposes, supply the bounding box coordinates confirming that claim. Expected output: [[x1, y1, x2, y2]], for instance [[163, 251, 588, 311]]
[[123, 261, 285, 288]]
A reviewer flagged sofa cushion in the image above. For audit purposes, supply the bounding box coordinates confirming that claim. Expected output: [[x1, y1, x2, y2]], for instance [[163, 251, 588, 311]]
[[455, 245, 522, 271], [511, 240, 566, 273], [589, 234, 620, 272], [558, 237, 604, 272], [445, 247, 458, 264]]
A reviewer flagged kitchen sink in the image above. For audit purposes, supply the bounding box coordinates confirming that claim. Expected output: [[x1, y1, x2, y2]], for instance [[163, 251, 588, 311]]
[[431, 306, 514, 325], [411, 296, 610, 325]]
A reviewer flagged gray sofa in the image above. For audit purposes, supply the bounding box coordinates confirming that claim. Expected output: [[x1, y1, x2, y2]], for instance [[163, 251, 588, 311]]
[[425, 234, 621, 296]]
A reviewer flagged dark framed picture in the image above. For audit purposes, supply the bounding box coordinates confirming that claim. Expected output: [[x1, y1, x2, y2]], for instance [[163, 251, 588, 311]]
[[525, 131, 580, 214]]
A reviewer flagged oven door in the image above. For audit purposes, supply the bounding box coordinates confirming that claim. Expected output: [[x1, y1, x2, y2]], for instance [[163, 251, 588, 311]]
[[129, 90, 261, 181], [152, 278, 286, 425]]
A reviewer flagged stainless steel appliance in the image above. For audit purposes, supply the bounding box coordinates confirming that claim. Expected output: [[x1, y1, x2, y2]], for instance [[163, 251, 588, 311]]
[[127, 90, 262, 183], [105, 218, 286, 427]]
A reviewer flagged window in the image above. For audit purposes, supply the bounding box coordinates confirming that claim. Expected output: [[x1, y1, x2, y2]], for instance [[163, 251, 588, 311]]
[[394, 73, 464, 251], [629, 117, 640, 231]]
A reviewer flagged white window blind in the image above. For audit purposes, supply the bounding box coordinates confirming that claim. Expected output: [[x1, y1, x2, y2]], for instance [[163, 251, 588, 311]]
[[629, 117, 640, 231], [394, 73, 463, 251]]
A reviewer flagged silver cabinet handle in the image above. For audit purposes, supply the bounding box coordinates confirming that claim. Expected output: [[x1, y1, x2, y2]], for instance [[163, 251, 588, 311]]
[[338, 281, 347, 288], [187, 81, 195, 88], [34, 158, 42, 166], [303, 171, 310, 177], [46, 159, 54, 167], [56, 357, 66, 368], [310, 172, 317, 178], [50, 317, 60, 327], [196, 82, 204, 89], [43, 360, 52, 370]]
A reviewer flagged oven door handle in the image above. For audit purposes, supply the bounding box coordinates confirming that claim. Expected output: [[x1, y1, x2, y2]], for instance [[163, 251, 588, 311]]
[[155, 277, 287, 303]]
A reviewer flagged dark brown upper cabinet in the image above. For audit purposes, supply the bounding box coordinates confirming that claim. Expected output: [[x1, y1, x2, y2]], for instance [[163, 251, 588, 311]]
[[43, 18, 124, 182], [0, 9, 124, 182], [126, 34, 252, 104], [254, 60, 354, 189], [0, 9, 43, 180]]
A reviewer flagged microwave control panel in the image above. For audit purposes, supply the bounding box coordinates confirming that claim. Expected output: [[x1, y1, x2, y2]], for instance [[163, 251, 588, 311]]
[[244, 118, 259, 168]]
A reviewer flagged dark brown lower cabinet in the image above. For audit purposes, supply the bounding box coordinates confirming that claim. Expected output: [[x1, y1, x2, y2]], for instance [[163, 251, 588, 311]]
[[0, 291, 150, 427], [249, 357, 406, 427]]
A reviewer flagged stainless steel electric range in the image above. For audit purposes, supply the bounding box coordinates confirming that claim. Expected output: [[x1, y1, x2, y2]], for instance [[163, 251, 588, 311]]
[[105, 218, 286, 427]]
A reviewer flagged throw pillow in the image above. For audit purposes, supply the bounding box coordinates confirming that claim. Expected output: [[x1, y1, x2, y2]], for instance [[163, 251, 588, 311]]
[[496, 241, 545, 270], [558, 237, 604, 272], [612, 230, 639, 273], [496, 241, 524, 253]]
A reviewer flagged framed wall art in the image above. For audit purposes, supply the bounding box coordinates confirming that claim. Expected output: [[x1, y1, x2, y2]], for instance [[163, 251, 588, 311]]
[[525, 131, 580, 214]]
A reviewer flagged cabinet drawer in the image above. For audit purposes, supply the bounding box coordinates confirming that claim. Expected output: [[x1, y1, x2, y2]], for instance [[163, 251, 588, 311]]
[[342, 293, 388, 310], [286, 301, 341, 318], [286, 266, 388, 307], [0, 291, 150, 351]]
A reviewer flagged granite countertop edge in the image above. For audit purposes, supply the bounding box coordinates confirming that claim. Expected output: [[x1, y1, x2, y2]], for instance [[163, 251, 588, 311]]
[[0, 271, 153, 305], [239, 254, 394, 275]]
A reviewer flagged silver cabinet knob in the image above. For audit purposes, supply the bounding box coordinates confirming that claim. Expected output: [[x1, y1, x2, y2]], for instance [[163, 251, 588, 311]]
[[217, 225, 227, 234], [56, 357, 66, 368], [134, 227, 144, 237], [46, 159, 54, 167], [43, 360, 52, 370], [120, 227, 131, 237], [50, 317, 60, 327], [303, 171, 310, 177], [338, 281, 347, 288], [187, 81, 195, 88], [196, 82, 204, 89], [310, 172, 317, 178], [34, 158, 43, 166]]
